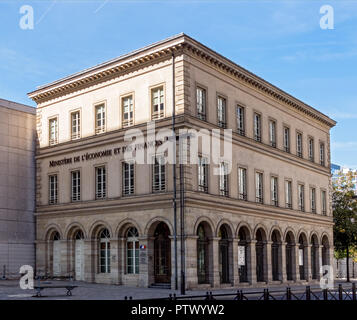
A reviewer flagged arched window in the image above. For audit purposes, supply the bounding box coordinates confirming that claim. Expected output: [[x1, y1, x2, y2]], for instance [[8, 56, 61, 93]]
[[197, 224, 209, 284], [53, 231, 60, 240], [75, 230, 84, 240], [99, 229, 110, 273], [127, 227, 139, 274]]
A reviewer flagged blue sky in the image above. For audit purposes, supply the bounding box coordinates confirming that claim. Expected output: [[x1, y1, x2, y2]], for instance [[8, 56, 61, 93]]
[[0, 0, 356, 168]]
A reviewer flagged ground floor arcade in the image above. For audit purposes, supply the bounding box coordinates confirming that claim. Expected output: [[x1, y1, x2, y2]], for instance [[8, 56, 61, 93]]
[[35, 206, 333, 289]]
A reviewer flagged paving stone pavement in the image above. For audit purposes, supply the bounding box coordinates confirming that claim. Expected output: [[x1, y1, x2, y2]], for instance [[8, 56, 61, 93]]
[[0, 279, 355, 300]]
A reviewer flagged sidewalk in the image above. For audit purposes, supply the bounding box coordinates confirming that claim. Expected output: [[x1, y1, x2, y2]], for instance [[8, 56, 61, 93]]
[[0, 279, 356, 300]]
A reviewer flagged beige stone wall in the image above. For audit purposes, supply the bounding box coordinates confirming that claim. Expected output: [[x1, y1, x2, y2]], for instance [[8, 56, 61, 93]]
[[0, 99, 36, 277]]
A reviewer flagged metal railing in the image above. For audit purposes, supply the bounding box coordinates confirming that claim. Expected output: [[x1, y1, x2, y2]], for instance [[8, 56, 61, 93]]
[[124, 284, 357, 301]]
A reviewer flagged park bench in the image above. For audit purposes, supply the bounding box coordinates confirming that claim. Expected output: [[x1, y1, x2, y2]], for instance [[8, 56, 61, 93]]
[[33, 274, 77, 297], [34, 284, 78, 297]]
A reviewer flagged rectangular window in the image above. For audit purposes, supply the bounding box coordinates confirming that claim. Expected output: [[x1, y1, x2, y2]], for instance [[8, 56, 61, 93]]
[[320, 143, 325, 166], [100, 239, 110, 273], [321, 190, 327, 215], [95, 104, 106, 134], [285, 180, 292, 209], [49, 118, 58, 146], [269, 120, 276, 147], [219, 162, 229, 196], [217, 96, 226, 128], [310, 187, 316, 213], [271, 176, 278, 206], [298, 184, 305, 211], [308, 138, 314, 162], [255, 172, 263, 203], [254, 113, 261, 142], [238, 167, 247, 200], [297, 132, 303, 158], [236, 106, 245, 136], [95, 166, 106, 199], [122, 95, 134, 127], [153, 156, 165, 192], [283, 127, 290, 153], [196, 87, 206, 121], [49, 174, 58, 204], [71, 111, 80, 140], [198, 156, 208, 193], [123, 162, 134, 196], [71, 170, 81, 202], [152, 87, 164, 120]]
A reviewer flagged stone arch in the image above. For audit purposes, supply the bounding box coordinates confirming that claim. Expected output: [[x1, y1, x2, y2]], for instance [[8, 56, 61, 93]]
[[269, 226, 283, 242], [253, 224, 268, 241], [193, 216, 215, 237], [321, 233, 330, 247], [65, 222, 87, 239], [44, 224, 63, 240], [310, 232, 320, 246], [236, 222, 253, 240], [88, 220, 113, 239], [144, 216, 173, 236], [310, 233, 320, 280], [216, 219, 235, 238], [116, 218, 142, 238], [297, 229, 309, 245], [283, 228, 296, 243]]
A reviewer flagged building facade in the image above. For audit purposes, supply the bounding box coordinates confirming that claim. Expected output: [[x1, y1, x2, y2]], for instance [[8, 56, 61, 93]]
[[0, 98, 36, 278], [29, 34, 336, 289]]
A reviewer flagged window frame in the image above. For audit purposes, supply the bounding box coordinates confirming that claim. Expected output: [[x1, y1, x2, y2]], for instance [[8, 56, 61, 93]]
[[152, 155, 166, 192], [298, 183, 305, 212], [285, 179, 292, 209], [121, 93, 135, 128], [238, 166, 248, 201], [236, 104, 245, 136], [253, 112, 262, 142], [94, 102, 106, 135], [95, 165, 107, 199], [48, 116, 59, 146], [198, 155, 209, 193], [310, 186, 316, 213], [296, 131, 303, 158], [217, 95, 227, 129], [283, 125, 290, 153], [255, 171, 264, 203], [269, 119, 277, 148], [196, 85, 207, 121], [122, 161, 135, 196], [308, 137, 315, 162], [151, 85, 165, 120], [219, 162, 229, 197], [71, 169, 81, 202], [48, 173, 58, 205], [70, 110, 81, 140], [271, 175, 278, 207]]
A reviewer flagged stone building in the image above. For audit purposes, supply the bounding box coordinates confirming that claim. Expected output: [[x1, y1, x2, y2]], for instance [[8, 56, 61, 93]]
[[28, 34, 335, 289], [0, 98, 36, 278]]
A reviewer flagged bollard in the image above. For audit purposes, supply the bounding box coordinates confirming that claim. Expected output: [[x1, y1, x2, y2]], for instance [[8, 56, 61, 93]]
[[353, 283, 356, 301], [306, 286, 311, 300], [264, 288, 269, 301], [168, 293, 172, 301], [323, 288, 328, 300], [2, 265, 5, 279], [338, 284, 343, 300], [286, 287, 291, 300], [205, 291, 210, 300]]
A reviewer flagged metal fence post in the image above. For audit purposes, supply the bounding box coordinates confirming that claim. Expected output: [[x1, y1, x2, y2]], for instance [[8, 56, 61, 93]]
[[306, 286, 311, 300], [286, 287, 291, 300], [338, 284, 343, 300], [323, 288, 328, 300], [353, 283, 356, 301], [264, 289, 269, 300]]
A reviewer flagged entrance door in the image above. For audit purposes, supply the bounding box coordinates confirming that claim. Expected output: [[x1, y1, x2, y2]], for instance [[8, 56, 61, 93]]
[[75, 240, 84, 281], [53, 240, 61, 276], [219, 240, 229, 283], [256, 242, 264, 282], [272, 243, 279, 281], [154, 223, 171, 283]]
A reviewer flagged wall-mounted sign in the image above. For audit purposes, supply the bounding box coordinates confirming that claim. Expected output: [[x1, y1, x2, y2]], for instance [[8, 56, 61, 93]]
[[238, 246, 245, 266], [49, 139, 165, 168], [299, 249, 304, 266]]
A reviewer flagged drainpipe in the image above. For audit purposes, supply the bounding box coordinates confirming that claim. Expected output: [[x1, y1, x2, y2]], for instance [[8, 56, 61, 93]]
[[171, 52, 178, 291]]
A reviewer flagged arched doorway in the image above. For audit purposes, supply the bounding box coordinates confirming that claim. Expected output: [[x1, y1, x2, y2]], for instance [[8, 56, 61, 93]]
[[238, 227, 249, 283], [154, 222, 171, 283], [285, 232, 295, 281], [271, 230, 281, 281], [51, 231, 61, 277], [311, 234, 319, 280], [298, 234, 307, 280], [256, 228, 266, 282], [218, 225, 230, 284], [197, 223, 209, 284], [322, 235, 330, 266], [74, 230, 84, 281]]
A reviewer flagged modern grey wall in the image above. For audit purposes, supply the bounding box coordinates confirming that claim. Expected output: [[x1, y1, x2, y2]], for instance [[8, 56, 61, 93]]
[[0, 98, 36, 278]]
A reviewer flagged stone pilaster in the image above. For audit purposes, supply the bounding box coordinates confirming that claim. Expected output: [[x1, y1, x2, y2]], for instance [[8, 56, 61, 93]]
[[211, 237, 220, 287], [232, 238, 239, 286], [138, 236, 149, 287], [185, 235, 198, 290], [248, 240, 257, 285], [266, 241, 272, 283], [306, 245, 312, 282], [83, 239, 94, 282], [110, 239, 120, 284], [281, 242, 287, 282]]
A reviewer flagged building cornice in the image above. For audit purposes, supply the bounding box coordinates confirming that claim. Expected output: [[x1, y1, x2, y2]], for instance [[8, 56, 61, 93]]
[[28, 33, 336, 128]]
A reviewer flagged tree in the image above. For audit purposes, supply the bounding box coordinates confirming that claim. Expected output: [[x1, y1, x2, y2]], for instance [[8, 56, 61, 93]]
[[333, 170, 357, 282]]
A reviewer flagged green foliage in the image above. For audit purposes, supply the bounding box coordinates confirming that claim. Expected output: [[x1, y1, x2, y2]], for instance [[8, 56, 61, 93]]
[[333, 171, 357, 254]]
